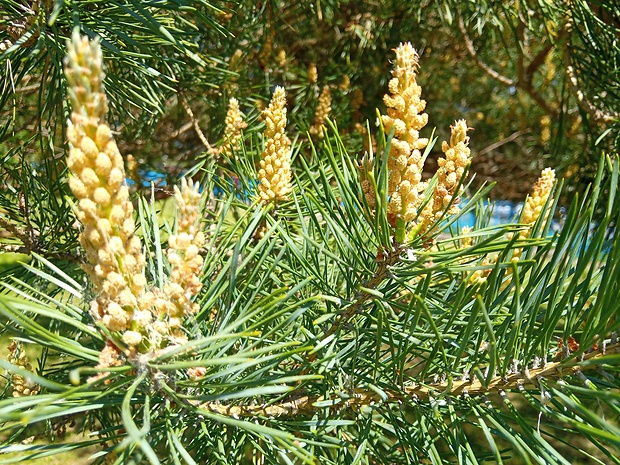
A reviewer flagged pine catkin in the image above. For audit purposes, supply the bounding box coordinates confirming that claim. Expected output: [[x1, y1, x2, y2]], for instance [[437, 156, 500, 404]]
[[465, 168, 556, 286], [66, 34, 210, 371], [460, 226, 473, 249], [277, 49, 287, 67], [512, 168, 556, 261], [379, 43, 429, 240], [258, 86, 293, 203], [357, 150, 376, 211], [308, 63, 318, 84], [418, 120, 472, 234], [309, 86, 332, 138], [351, 88, 365, 114], [521, 168, 556, 228], [229, 49, 243, 72], [220, 97, 247, 156], [7, 341, 40, 397], [64, 31, 148, 349], [164, 178, 206, 319]]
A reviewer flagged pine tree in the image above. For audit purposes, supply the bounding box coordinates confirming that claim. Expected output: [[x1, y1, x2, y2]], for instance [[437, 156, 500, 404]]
[[0, 2, 619, 464]]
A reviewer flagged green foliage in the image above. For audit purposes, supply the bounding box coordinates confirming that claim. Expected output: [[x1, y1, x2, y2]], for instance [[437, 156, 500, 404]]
[[3, 1, 619, 194], [0, 127, 619, 463], [0, 1, 619, 464]]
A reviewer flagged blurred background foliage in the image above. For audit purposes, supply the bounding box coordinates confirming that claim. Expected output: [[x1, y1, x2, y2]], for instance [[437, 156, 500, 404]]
[[1, 0, 619, 199]]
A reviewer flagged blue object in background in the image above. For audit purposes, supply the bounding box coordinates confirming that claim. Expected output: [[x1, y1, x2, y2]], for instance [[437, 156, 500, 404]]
[[453, 199, 562, 234], [453, 199, 523, 230], [126, 170, 168, 188], [142, 170, 168, 186]]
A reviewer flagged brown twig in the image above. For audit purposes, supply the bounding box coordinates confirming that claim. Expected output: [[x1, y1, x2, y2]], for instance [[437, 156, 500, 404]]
[[0, 216, 80, 263], [171, 121, 194, 139], [564, 64, 618, 124], [458, 16, 558, 116], [323, 246, 402, 338], [526, 40, 555, 82], [0, 242, 79, 262], [178, 92, 214, 153], [196, 342, 620, 418], [14, 83, 40, 94], [478, 129, 531, 157], [458, 16, 515, 87], [562, 21, 619, 124]]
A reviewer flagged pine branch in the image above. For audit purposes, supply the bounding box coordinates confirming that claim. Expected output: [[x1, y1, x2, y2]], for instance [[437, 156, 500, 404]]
[[178, 91, 215, 153], [458, 16, 515, 87], [526, 40, 555, 82], [477, 129, 531, 157], [0, 216, 80, 263], [323, 246, 402, 337], [459, 15, 558, 116], [197, 341, 620, 419], [563, 21, 620, 124]]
